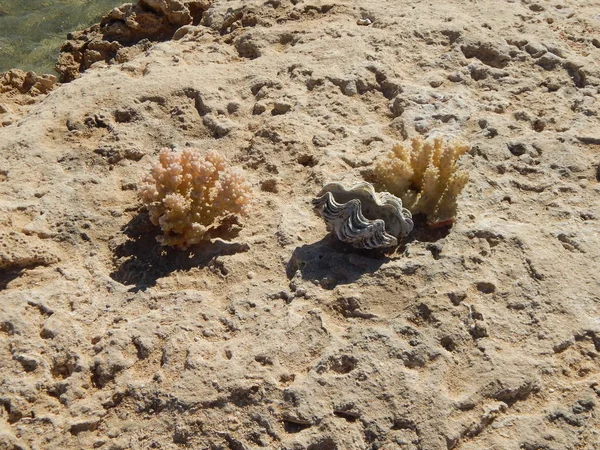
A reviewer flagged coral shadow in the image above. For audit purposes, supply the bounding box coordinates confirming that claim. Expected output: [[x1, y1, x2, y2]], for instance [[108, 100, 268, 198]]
[[406, 214, 452, 243], [110, 212, 248, 292], [286, 234, 390, 289]]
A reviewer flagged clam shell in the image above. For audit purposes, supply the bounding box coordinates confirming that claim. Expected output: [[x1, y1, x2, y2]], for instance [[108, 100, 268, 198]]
[[312, 182, 414, 249]]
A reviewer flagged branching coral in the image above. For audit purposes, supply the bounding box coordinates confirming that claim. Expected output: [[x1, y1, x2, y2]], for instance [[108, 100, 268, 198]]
[[139, 148, 252, 248], [372, 137, 470, 227]]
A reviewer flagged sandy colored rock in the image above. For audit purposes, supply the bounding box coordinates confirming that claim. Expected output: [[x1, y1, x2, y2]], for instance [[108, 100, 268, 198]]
[[0, 69, 56, 123], [1, 0, 600, 449], [55, 0, 212, 82]]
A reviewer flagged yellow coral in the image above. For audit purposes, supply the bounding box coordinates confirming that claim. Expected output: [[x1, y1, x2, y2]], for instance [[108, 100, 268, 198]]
[[373, 137, 469, 227], [139, 148, 252, 249]]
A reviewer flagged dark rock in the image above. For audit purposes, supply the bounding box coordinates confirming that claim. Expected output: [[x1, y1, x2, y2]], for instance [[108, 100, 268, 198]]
[[507, 142, 528, 156]]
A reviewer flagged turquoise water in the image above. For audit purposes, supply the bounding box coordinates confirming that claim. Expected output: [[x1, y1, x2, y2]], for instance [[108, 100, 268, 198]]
[[0, 0, 125, 74]]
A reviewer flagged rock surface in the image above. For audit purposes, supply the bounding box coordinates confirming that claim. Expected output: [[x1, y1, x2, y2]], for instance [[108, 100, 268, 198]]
[[1, 0, 600, 449]]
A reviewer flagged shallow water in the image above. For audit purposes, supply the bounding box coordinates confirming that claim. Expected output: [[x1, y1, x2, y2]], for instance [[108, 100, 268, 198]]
[[0, 0, 124, 74]]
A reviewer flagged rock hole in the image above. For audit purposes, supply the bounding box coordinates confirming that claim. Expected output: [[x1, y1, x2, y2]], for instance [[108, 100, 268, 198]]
[[101, 392, 125, 409], [469, 323, 488, 339], [280, 33, 294, 45], [283, 420, 312, 433], [507, 142, 528, 156], [532, 119, 546, 132], [297, 154, 317, 167], [416, 303, 434, 321], [113, 107, 138, 123], [51, 357, 76, 379], [460, 42, 510, 68], [47, 382, 68, 401], [15, 355, 37, 372], [235, 36, 261, 59], [317, 354, 358, 374], [447, 291, 466, 306], [188, 2, 210, 25], [426, 243, 442, 260], [260, 178, 278, 193], [476, 281, 496, 294], [333, 410, 358, 422], [1, 400, 24, 424], [0, 321, 15, 335], [279, 373, 295, 384], [440, 335, 457, 352], [392, 418, 417, 430], [230, 385, 261, 407]]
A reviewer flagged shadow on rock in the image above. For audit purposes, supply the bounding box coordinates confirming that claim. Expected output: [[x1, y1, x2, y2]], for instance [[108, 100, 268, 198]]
[[110, 212, 249, 291], [286, 234, 390, 289], [0, 269, 24, 291], [408, 213, 452, 243]]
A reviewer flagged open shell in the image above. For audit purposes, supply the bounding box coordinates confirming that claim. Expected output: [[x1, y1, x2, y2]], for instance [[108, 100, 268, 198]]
[[312, 182, 414, 249]]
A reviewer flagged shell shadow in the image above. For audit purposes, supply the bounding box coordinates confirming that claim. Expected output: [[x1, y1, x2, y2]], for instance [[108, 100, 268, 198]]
[[286, 234, 391, 289], [110, 212, 248, 292]]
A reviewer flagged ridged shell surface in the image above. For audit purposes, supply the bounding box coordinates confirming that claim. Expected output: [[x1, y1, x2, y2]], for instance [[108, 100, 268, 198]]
[[312, 182, 414, 249]]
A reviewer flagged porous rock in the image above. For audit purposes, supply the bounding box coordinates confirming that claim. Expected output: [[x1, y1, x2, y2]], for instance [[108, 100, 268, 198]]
[[0, 0, 599, 449]]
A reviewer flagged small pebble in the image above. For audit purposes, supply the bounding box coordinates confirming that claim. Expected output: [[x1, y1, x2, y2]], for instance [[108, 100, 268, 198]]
[[429, 77, 444, 88], [447, 72, 463, 82]]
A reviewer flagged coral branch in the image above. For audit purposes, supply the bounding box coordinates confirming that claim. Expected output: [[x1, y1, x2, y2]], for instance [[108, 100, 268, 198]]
[[373, 137, 469, 227], [139, 148, 252, 248]]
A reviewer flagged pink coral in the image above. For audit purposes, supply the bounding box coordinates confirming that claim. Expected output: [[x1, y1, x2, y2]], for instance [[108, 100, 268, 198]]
[[139, 148, 252, 248]]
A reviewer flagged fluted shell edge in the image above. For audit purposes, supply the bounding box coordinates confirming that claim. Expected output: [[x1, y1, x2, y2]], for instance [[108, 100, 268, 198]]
[[312, 181, 414, 249]]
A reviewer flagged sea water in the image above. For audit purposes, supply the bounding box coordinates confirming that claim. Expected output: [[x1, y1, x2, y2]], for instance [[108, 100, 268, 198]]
[[0, 0, 124, 74]]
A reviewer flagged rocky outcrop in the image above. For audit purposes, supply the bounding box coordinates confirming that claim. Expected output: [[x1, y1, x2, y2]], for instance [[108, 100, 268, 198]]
[[0, 69, 56, 96], [56, 0, 211, 82], [0, 69, 56, 125]]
